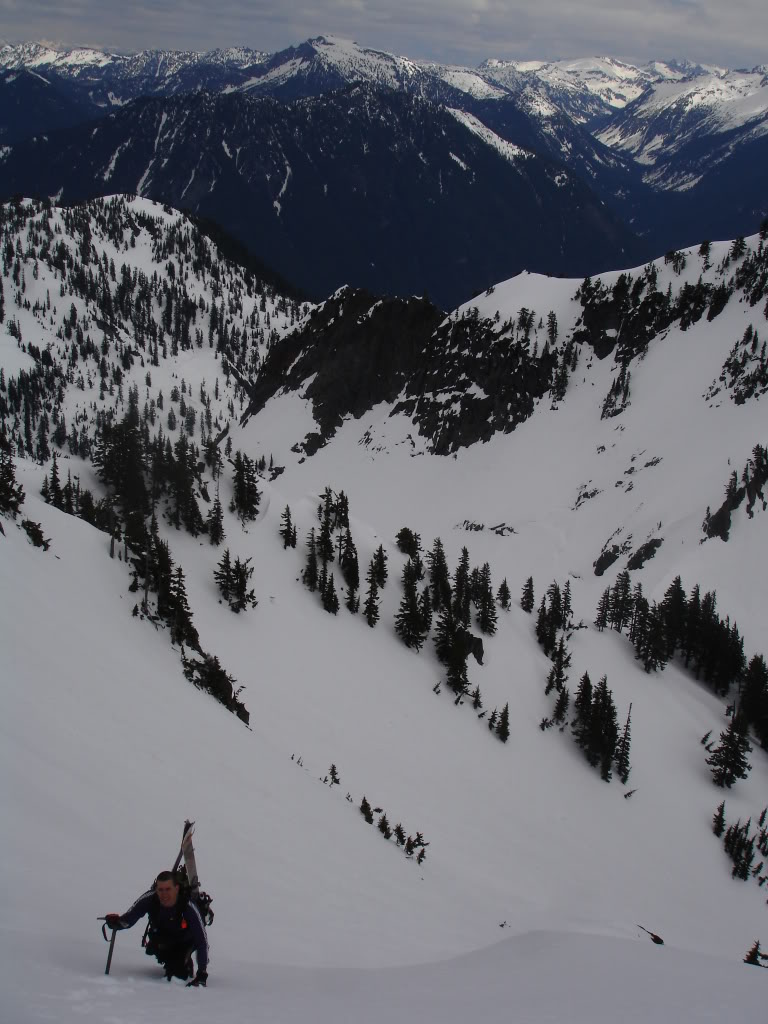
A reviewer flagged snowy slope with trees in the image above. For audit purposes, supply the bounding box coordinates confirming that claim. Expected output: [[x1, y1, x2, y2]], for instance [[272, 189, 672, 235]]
[[1, 196, 767, 1022]]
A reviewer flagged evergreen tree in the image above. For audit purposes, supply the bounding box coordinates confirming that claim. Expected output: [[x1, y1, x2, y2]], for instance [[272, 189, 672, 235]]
[[594, 587, 610, 630], [553, 686, 570, 726], [426, 537, 452, 611], [230, 450, 260, 522], [615, 703, 632, 784], [360, 796, 374, 823], [635, 601, 668, 673], [743, 940, 763, 966], [545, 636, 571, 694], [520, 576, 535, 613], [317, 489, 335, 565], [707, 715, 753, 788], [373, 544, 388, 588], [206, 488, 225, 546], [378, 814, 392, 840], [279, 505, 296, 549], [741, 654, 768, 750], [214, 547, 233, 602], [395, 562, 427, 650], [590, 676, 619, 780], [49, 451, 63, 509], [170, 565, 198, 649], [452, 547, 472, 627], [363, 560, 380, 627], [340, 527, 360, 597], [477, 562, 498, 635], [396, 527, 421, 559], [572, 671, 593, 750], [712, 800, 726, 838], [302, 528, 319, 592], [608, 570, 632, 632], [419, 584, 433, 634], [660, 575, 687, 657], [496, 703, 510, 743], [230, 556, 256, 612], [0, 450, 24, 517], [497, 578, 511, 610], [433, 603, 468, 695], [321, 572, 340, 615]]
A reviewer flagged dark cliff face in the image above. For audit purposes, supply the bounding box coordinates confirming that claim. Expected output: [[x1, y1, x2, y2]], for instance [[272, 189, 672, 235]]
[[243, 289, 560, 456], [394, 312, 558, 454], [243, 289, 445, 454]]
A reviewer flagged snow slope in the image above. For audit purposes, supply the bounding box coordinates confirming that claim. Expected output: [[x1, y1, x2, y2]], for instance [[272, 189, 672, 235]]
[[1, 199, 767, 1022]]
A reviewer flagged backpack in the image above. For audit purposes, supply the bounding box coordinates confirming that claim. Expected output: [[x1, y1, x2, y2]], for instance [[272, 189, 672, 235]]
[[175, 862, 214, 928]]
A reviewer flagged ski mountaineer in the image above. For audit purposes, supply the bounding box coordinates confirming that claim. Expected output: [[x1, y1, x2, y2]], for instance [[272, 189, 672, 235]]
[[104, 870, 209, 986]]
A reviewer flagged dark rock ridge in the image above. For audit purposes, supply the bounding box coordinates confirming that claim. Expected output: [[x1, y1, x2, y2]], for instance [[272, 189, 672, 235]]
[[242, 288, 443, 454]]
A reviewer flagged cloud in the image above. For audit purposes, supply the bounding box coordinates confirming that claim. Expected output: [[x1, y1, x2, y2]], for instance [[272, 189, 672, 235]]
[[1, 0, 765, 68]]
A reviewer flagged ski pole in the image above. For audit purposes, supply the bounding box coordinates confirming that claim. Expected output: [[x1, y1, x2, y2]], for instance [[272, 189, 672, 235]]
[[97, 918, 118, 975]]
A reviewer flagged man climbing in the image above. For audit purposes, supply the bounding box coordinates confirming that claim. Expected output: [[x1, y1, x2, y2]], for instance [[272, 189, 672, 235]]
[[105, 870, 209, 986]]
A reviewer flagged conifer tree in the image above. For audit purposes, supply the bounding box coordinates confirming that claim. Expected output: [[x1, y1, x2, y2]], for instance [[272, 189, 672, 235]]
[[170, 565, 198, 649], [572, 671, 593, 750], [230, 556, 256, 612], [340, 527, 360, 602], [707, 715, 753, 788], [302, 528, 319, 592], [594, 587, 610, 631], [419, 584, 433, 635], [497, 578, 511, 610], [0, 450, 24, 517], [207, 488, 225, 546], [395, 562, 426, 650], [363, 561, 380, 627], [360, 796, 374, 823], [477, 562, 498, 635], [741, 654, 768, 750], [609, 570, 633, 632], [322, 572, 340, 615], [426, 537, 452, 611], [520, 576, 535, 613], [279, 505, 295, 549], [497, 703, 510, 743], [214, 547, 233, 602], [373, 544, 388, 588], [615, 703, 633, 784], [317, 489, 335, 565], [660, 575, 687, 657], [452, 547, 471, 627], [553, 686, 570, 726], [378, 814, 392, 840], [712, 800, 726, 838], [49, 451, 63, 509]]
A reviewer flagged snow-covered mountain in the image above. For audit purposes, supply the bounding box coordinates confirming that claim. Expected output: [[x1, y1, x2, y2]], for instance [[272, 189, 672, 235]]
[[1, 35, 766, 293], [0, 41, 269, 104], [1, 196, 767, 1021], [0, 87, 638, 308]]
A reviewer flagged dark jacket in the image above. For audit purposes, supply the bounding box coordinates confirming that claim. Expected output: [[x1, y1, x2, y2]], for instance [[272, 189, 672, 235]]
[[119, 889, 209, 972]]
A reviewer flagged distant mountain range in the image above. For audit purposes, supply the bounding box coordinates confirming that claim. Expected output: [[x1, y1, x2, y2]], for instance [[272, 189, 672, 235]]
[[1, 36, 766, 305]]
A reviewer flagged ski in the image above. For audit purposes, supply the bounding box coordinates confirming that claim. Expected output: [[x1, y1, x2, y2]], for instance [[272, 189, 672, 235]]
[[180, 819, 200, 897]]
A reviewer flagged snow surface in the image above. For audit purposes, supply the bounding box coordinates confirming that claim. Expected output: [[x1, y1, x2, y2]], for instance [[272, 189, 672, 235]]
[[1, 198, 767, 1022]]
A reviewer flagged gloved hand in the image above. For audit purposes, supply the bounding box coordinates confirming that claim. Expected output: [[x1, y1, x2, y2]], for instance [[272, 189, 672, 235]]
[[187, 970, 208, 988], [105, 914, 124, 930]]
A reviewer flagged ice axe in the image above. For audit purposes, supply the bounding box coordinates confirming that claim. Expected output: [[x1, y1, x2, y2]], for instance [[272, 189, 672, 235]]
[[97, 921, 117, 974]]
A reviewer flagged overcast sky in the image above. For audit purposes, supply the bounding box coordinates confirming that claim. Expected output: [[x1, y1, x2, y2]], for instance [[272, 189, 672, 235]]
[[1, 0, 766, 69]]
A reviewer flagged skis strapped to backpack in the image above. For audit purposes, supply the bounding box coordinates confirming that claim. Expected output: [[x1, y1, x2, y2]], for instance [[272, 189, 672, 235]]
[[176, 820, 214, 927]]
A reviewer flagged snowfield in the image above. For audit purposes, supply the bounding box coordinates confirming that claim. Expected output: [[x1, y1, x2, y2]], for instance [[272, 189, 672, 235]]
[[1, 198, 767, 1022]]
